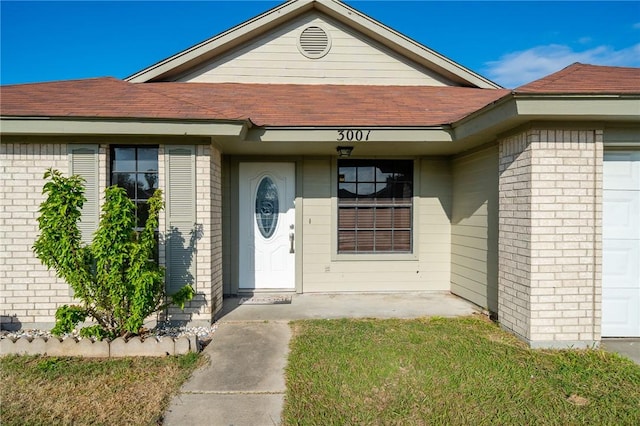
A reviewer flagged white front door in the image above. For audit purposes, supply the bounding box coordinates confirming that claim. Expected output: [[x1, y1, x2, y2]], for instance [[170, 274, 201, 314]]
[[602, 151, 640, 337], [239, 162, 296, 290]]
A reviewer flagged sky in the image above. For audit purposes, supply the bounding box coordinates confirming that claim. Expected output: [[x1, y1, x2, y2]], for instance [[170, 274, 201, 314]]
[[1, 1, 639, 88]]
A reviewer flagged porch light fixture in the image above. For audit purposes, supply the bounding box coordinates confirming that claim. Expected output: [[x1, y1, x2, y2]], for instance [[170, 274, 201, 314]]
[[336, 146, 354, 157]]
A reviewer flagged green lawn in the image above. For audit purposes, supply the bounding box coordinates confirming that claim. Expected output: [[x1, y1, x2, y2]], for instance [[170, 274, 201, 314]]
[[283, 316, 640, 425], [2, 317, 638, 425], [0, 353, 201, 426]]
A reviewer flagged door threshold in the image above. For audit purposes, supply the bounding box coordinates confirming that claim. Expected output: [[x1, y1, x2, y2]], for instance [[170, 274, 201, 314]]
[[237, 289, 296, 296]]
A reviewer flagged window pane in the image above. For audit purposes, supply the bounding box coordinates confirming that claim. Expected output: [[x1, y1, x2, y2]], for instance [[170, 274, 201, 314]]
[[338, 231, 356, 252], [376, 182, 392, 198], [138, 147, 158, 172], [394, 231, 411, 251], [394, 181, 413, 199], [138, 173, 158, 199], [394, 162, 413, 181], [375, 231, 393, 251], [338, 183, 357, 198], [113, 173, 136, 198], [339, 208, 356, 228], [338, 165, 356, 182], [136, 202, 150, 228], [375, 166, 394, 182], [376, 208, 392, 228], [356, 231, 374, 252], [357, 182, 375, 197], [394, 207, 412, 228], [112, 148, 136, 172], [357, 207, 374, 228], [357, 166, 375, 182]]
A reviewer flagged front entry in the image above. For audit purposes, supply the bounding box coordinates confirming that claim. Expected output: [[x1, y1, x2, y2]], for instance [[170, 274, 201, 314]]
[[239, 162, 296, 290]]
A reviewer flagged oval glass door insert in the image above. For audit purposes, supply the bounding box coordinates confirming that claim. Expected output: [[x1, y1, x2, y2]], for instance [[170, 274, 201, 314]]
[[255, 176, 279, 238]]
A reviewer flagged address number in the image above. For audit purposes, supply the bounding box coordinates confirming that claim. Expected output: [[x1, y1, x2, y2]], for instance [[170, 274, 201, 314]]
[[337, 129, 371, 142]]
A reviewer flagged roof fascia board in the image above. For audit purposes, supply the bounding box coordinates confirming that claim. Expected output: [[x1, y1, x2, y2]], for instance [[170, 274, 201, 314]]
[[0, 118, 248, 137], [454, 94, 640, 142], [453, 95, 520, 141], [126, 0, 315, 82], [514, 96, 640, 120], [316, 1, 500, 89], [246, 126, 454, 142]]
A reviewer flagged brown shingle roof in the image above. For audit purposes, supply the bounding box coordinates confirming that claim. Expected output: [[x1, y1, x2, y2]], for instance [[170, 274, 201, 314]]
[[1, 78, 509, 126], [148, 83, 509, 126], [4, 63, 637, 128], [0, 77, 230, 120], [515, 63, 640, 94]]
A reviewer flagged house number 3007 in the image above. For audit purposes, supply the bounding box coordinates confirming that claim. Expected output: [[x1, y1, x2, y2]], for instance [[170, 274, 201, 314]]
[[337, 129, 371, 142]]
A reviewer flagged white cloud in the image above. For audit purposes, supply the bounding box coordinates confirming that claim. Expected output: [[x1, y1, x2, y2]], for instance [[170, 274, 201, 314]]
[[633, 22, 640, 29], [484, 43, 640, 88]]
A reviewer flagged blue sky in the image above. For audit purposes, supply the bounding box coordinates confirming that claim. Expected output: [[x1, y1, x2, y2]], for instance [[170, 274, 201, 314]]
[[1, 1, 639, 88]]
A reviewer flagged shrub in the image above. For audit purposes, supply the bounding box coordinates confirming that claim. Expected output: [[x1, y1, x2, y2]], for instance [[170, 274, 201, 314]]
[[33, 169, 194, 339]]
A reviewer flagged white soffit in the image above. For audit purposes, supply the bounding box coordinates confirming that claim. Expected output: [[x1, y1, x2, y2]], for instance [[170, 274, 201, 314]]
[[125, 0, 500, 89]]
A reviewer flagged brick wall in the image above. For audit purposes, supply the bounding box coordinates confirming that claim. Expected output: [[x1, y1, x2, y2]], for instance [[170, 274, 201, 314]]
[[0, 143, 73, 329], [2, 142, 222, 330], [210, 147, 224, 315], [498, 129, 603, 348]]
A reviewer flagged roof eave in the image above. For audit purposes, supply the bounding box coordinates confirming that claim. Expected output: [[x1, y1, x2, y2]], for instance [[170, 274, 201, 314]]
[[453, 93, 640, 144], [0, 116, 250, 138]]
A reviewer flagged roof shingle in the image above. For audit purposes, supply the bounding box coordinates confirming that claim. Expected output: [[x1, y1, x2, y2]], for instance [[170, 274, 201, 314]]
[[1, 78, 509, 126], [515, 63, 640, 94], [2, 63, 638, 128]]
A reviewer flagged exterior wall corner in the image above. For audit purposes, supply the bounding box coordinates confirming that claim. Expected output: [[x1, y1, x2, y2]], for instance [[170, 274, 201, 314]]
[[498, 128, 603, 348]]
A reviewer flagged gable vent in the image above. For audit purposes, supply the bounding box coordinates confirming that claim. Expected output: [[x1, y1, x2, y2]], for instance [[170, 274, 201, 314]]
[[298, 26, 331, 59]]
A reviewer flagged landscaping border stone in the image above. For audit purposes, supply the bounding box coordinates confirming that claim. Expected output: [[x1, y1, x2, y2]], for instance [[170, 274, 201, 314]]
[[0, 335, 198, 357]]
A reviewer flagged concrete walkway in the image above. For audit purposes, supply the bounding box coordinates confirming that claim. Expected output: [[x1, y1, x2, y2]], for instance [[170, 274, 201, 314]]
[[163, 321, 290, 426], [162, 292, 477, 426]]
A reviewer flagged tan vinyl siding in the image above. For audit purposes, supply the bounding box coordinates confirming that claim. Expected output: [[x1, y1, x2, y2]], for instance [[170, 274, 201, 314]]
[[177, 12, 457, 86], [450, 145, 498, 312], [300, 157, 452, 292]]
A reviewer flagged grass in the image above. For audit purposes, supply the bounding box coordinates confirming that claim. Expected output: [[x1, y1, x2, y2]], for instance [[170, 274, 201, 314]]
[[283, 315, 640, 425], [0, 352, 202, 426]]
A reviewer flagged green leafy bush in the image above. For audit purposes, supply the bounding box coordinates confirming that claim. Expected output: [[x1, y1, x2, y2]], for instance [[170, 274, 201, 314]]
[[33, 169, 194, 339]]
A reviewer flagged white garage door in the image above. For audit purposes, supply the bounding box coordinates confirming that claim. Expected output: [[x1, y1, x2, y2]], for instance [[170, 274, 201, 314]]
[[602, 151, 640, 337]]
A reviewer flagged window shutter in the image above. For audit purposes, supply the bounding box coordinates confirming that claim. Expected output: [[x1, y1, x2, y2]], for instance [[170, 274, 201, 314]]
[[69, 145, 99, 244], [165, 146, 196, 294]]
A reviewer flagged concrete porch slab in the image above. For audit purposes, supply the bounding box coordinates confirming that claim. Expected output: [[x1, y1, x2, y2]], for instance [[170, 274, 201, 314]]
[[216, 292, 480, 323]]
